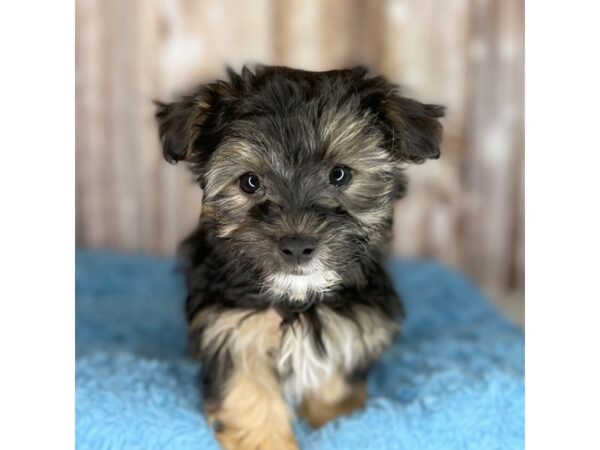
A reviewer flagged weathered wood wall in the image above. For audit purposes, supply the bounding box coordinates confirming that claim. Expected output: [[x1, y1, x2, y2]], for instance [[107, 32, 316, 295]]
[[76, 0, 524, 297]]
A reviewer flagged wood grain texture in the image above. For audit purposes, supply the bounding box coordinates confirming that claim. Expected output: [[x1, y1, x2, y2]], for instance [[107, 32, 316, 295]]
[[75, 0, 524, 298]]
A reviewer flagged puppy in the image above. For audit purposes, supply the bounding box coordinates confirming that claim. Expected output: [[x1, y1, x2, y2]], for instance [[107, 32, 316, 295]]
[[155, 65, 444, 450]]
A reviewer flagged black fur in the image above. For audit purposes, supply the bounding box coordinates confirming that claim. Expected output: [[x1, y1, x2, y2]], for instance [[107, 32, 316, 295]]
[[156, 65, 443, 416]]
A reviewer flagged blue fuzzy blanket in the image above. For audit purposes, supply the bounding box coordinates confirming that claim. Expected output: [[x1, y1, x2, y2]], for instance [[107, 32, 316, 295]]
[[75, 250, 524, 450]]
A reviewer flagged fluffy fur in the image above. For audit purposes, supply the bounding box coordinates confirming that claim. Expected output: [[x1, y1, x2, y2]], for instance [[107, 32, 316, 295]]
[[155, 65, 444, 450]]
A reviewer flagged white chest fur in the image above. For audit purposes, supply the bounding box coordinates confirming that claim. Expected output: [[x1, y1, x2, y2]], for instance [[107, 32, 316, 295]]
[[193, 304, 397, 404], [276, 306, 397, 403]]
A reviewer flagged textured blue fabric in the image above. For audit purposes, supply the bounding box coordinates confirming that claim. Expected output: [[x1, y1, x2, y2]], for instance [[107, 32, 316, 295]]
[[76, 249, 524, 450]]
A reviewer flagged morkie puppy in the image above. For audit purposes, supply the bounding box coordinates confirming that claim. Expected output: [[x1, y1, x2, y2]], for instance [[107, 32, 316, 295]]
[[155, 65, 444, 450]]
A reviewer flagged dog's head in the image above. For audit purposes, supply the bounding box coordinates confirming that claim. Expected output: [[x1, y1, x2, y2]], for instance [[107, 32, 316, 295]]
[[156, 66, 444, 300]]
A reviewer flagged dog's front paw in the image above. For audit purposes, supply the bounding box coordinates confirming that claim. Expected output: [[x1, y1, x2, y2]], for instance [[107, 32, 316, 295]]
[[298, 375, 367, 428], [210, 417, 298, 450]]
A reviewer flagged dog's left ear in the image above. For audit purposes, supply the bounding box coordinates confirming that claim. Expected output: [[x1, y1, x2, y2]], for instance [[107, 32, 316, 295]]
[[361, 76, 445, 164], [381, 94, 445, 163]]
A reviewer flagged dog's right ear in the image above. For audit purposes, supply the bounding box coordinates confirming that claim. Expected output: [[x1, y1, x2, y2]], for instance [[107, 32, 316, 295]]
[[154, 80, 238, 167]]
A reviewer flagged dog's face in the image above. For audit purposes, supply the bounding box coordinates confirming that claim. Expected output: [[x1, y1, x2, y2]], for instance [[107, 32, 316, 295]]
[[156, 66, 443, 300]]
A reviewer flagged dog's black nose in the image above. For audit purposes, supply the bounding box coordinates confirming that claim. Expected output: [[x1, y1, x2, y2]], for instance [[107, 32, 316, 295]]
[[279, 235, 317, 264]]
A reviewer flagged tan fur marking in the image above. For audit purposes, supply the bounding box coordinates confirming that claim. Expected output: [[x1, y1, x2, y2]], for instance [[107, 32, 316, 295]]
[[204, 140, 264, 200], [191, 305, 395, 447], [191, 307, 281, 370], [198, 308, 298, 450], [319, 106, 392, 173], [200, 204, 214, 219], [209, 364, 298, 450], [298, 373, 367, 428]]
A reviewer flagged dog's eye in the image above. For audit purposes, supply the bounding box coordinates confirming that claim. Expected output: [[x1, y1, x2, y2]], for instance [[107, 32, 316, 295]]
[[329, 166, 352, 187], [239, 172, 262, 194]]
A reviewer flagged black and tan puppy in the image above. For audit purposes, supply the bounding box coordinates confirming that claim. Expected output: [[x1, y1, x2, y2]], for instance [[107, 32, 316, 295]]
[[155, 65, 443, 450]]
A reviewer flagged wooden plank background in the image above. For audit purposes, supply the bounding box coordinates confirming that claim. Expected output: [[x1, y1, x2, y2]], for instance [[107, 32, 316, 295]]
[[76, 0, 524, 300]]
